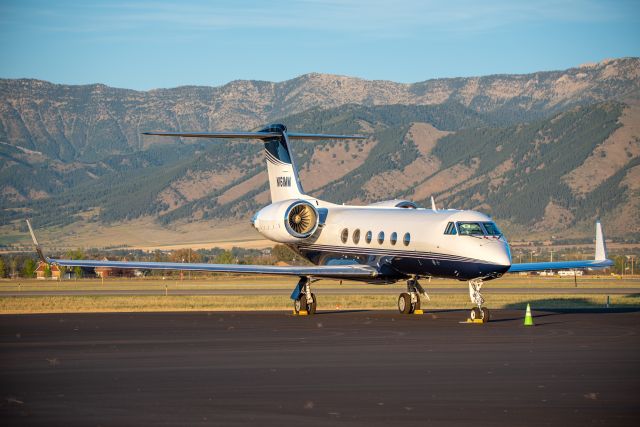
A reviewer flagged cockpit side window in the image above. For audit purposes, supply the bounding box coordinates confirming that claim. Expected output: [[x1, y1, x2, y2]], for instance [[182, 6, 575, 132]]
[[482, 222, 502, 236], [457, 222, 484, 236], [444, 222, 457, 235]]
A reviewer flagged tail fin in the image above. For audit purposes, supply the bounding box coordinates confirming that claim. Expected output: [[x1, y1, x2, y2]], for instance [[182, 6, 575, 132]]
[[143, 124, 365, 203]]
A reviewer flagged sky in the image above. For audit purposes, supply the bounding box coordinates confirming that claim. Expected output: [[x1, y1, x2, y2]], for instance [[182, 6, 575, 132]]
[[0, 0, 638, 90]]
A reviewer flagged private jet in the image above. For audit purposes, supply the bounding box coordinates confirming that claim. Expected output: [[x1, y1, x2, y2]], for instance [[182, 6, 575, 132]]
[[28, 124, 613, 322]]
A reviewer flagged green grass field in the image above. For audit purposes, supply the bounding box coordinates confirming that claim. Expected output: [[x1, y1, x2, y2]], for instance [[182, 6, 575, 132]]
[[1, 275, 638, 314], [2, 274, 638, 291]]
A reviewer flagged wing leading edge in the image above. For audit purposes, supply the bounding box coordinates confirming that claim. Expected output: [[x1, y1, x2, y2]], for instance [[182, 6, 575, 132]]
[[507, 221, 613, 273], [45, 257, 378, 279], [26, 220, 377, 279]]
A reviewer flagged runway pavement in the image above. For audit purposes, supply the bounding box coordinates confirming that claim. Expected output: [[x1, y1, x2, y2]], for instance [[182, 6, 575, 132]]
[[1, 310, 639, 426], [1, 286, 638, 297]]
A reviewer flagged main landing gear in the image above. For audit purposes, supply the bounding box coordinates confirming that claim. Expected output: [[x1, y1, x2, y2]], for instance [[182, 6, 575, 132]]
[[291, 276, 317, 315], [468, 278, 490, 323], [397, 278, 429, 314]]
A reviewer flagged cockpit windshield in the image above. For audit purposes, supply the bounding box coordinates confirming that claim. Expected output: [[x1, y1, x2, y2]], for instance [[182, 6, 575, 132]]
[[457, 222, 484, 236], [482, 222, 502, 236]]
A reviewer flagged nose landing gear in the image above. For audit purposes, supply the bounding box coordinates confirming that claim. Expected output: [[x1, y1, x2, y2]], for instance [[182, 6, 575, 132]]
[[468, 278, 490, 323]]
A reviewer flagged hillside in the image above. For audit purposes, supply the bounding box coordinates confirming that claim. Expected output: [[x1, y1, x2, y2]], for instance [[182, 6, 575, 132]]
[[1, 57, 638, 162], [1, 58, 639, 246]]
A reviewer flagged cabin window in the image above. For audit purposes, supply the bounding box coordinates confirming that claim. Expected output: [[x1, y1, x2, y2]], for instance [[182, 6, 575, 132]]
[[377, 231, 385, 244], [341, 228, 349, 243], [390, 232, 398, 245], [457, 222, 484, 236], [365, 231, 372, 244], [444, 222, 457, 235], [353, 229, 361, 244], [482, 222, 502, 236], [403, 233, 411, 246]]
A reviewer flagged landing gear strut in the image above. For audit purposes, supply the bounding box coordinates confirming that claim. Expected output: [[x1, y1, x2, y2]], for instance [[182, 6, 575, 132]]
[[398, 277, 429, 314], [468, 278, 490, 323], [291, 276, 317, 315]]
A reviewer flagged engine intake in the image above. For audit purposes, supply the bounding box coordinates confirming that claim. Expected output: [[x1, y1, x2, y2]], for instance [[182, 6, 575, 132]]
[[285, 201, 319, 238], [252, 199, 320, 243]]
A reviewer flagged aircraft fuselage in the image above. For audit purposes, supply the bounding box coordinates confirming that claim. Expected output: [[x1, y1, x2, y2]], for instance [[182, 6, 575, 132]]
[[256, 201, 513, 282]]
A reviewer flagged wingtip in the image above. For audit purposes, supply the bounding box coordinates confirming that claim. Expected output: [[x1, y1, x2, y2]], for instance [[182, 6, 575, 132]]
[[25, 219, 47, 263], [595, 220, 607, 261]]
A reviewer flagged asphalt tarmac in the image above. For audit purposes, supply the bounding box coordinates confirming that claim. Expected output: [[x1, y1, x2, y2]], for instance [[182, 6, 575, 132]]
[[1, 310, 639, 426]]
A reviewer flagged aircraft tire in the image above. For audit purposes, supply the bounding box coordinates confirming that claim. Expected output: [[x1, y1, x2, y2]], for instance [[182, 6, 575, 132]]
[[295, 294, 306, 313], [413, 296, 421, 312], [470, 307, 481, 321], [398, 293, 412, 314], [308, 293, 317, 315], [481, 307, 490, 323]]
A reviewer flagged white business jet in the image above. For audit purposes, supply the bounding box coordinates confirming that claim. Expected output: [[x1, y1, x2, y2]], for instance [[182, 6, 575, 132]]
[[27, 124, 613, 321]]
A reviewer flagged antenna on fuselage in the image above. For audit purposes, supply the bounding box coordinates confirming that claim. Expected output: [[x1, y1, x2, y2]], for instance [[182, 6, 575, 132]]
[[431, 196, 437, 212]]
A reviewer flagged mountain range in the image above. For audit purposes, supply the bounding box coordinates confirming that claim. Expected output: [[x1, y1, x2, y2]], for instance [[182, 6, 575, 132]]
[[1, 57, 639, 247]]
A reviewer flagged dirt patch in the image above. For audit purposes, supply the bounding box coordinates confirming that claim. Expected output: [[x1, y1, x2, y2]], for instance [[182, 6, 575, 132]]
[[488, 158, 515, 190], [362, 123, 447, 199], [253, 189, 271, 205], [31, 217, 269, 250], [1, 186, 26, 203], [533, 201, 575, 232], [621, 164, 640, 191], [411, 159, 479, 201], [564, 105, 640, 195], [217, 171, 268, 205], [156, 169, 244, 212], [299, 138, 377, 192]]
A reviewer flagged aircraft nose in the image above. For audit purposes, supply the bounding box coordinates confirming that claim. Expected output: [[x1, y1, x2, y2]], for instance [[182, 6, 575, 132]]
[[484, 240, 512, 267]]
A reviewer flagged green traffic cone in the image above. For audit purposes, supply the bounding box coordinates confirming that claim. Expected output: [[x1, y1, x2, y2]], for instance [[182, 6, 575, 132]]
[[524, 303, 534, 326]]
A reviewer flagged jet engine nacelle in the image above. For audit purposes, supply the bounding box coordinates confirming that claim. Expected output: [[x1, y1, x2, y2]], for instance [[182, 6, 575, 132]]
[[252, 199, 320, 243], [368, 199, 418, 209]]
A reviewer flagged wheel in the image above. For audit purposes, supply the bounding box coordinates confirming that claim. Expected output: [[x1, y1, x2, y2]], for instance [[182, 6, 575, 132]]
[[398, 293, 412, 314], [308, 293, 317, 315], [294, 293, 307, 313], [470, 307, 481, 320], [412, 295, 421, 312], [481, 307, 490, 323]]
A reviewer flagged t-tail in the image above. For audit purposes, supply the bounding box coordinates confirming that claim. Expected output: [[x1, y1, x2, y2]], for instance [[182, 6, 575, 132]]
[[143, 124, 365, 202]]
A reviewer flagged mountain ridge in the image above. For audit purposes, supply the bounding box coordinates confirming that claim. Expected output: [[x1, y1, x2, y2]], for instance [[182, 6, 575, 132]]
[[1, 58, 639, 245]]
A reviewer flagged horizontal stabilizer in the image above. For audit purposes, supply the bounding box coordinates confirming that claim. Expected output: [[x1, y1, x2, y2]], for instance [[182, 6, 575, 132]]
[[142, 131, 281, 139], [143, 131, 365, 140]]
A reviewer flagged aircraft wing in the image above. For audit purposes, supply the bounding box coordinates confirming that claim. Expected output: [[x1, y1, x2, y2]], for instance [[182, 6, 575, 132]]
[[507, 221, 613, 273], [45, 257, 379, 279], [25, 220, 377, 279], [507, 259, 613, 273]]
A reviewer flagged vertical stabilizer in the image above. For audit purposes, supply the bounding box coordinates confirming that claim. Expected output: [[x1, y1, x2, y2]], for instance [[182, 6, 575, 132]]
[[595, 221, 607, 261], [260, 124, 306, 202]]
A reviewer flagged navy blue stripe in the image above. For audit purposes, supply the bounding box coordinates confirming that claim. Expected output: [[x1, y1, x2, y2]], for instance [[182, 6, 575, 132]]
[[298, 244, 488, 264], [264, 150, 289, 166]]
